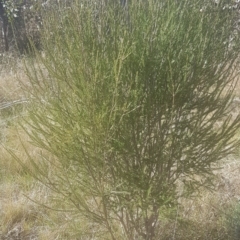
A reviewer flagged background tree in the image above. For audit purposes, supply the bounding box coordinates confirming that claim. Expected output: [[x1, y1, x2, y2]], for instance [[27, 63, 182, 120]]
[[0, 0, 9, 51], [0, 0, 45, 53]]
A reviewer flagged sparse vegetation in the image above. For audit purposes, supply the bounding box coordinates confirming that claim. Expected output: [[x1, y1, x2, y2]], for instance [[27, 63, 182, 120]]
[[1, 0, 240, 239]]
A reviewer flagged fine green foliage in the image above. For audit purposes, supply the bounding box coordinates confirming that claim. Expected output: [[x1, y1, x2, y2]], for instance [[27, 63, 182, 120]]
[[19, 0, 240, 239], [224, 202, 240, 240]]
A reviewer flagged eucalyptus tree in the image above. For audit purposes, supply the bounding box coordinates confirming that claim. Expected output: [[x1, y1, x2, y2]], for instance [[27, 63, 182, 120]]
[[0, 0, 9, 51], [0, 0, 45, 53]]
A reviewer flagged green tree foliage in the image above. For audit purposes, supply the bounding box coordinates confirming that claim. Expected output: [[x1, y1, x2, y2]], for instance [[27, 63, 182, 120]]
[[0, 0, 57, 53], [19, 0, 240, 239]]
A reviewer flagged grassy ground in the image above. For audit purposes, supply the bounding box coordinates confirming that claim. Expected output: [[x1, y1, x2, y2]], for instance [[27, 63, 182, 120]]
[[0, 54, 240, 239], [0, 54, 67, 240]]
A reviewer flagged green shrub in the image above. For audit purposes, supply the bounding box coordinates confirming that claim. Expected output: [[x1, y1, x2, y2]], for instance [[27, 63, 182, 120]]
[[223, 202, 240, 240], [19, 0, 240, 239]]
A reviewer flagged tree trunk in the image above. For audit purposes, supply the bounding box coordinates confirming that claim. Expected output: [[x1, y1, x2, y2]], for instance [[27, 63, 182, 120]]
[[0, 1, 9, 51]]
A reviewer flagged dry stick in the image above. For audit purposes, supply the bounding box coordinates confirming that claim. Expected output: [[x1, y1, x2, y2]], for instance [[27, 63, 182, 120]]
[[0, 99, 29, 110]]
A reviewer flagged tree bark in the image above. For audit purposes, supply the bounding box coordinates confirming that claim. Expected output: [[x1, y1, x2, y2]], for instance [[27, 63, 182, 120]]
[[0, 1, 9, 51]]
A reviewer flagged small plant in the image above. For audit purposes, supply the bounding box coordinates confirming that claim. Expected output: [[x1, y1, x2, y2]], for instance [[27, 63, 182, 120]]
[[17, 0, 240, 239], [223, 202, 240, 240]]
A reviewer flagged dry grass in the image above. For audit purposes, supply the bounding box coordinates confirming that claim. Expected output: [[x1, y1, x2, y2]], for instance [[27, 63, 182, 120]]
[[0, 56, 84, 240], [0, 123, 72, 239], [176, 157, 240, 240], [0, 57, 240, 240], [0, 57, 65, 240]]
